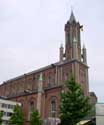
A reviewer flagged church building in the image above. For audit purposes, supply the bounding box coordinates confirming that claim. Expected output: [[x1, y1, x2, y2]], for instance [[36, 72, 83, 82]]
[[0, 11, 89, 125]]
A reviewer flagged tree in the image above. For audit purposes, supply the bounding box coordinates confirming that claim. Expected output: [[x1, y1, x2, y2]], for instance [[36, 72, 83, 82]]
[[30, 110, 42, 125], [9, 105, 24, 125], [60, 76, 91, 125], [0, 111, 3, 125]]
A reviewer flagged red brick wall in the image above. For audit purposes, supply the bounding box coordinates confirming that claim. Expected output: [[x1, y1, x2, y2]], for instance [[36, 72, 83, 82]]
[[0, 61, 89, 125]]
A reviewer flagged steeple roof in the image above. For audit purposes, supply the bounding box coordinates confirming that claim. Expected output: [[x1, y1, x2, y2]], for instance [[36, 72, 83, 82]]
[[69, 10, 76, 23]]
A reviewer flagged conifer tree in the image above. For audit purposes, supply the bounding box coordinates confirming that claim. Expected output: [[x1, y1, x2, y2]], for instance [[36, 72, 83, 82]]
[[9, 105, 24, 125], [0, 111, 3, 125], [60, 76, 91, 125], [30, 110, 42, 125]]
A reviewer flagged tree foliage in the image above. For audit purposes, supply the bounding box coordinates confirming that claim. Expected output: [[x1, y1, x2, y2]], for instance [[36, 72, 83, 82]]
[[30, 110, 42, 125], [60, 76, 91, 125], [9, 105, 24, 125], [0, 111, 3, 125]]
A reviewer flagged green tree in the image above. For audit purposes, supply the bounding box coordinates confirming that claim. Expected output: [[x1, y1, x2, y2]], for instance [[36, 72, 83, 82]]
[[9, 105, 24, 125], [0, 111, 3, 125], [30, 110, 42, 125], [60, 76, 91, 125]]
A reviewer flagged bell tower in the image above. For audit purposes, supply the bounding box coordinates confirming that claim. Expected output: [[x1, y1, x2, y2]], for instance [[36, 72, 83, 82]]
[[65, 10, 83, 61]]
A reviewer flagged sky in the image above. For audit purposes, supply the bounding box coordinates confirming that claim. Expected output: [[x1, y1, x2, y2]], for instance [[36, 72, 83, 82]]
[[0, 0, 104, 102]]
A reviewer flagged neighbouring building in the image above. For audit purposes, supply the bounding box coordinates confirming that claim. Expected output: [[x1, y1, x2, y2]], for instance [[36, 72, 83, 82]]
[[0, 97, 21, 125], [96, 103, 104, 125], [0, 11, 95, 125], [90, 92, 97, 105]]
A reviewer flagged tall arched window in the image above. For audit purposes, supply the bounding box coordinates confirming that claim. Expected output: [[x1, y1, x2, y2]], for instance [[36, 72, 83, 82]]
[[50, 97, 57, 117], [30, 101, 34, 111], [28, 101, 34, 120]]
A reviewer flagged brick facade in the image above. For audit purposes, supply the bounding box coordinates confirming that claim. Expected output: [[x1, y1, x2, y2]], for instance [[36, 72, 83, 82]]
[[0, 11, 90, 125]]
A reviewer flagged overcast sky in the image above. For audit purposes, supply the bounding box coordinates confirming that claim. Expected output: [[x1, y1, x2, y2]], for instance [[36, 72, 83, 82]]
[[0, 0, 104, 102]]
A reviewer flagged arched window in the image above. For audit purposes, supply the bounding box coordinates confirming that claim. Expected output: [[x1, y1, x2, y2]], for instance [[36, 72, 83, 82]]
[[50, 97, 57, 117], [30, 101, 34, 111], [28, 101, 34, 120]]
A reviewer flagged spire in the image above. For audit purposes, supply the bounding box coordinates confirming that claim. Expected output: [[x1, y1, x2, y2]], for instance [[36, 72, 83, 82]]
[[60, 43, 63, 48], [83, 43, 85, 49], [37, 73, 43, 113], [59, 43, 64, 62], [82, 44, 87, 64], [69, 10, 76, 23], [65, 10, 81, 61]]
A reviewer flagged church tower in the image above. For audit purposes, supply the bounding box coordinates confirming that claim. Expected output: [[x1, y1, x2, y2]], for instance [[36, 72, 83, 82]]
[[64, 10, 83, 61], [58, 10, 89, 96]]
